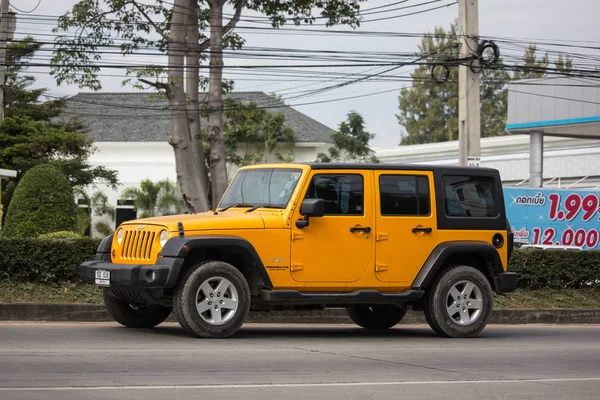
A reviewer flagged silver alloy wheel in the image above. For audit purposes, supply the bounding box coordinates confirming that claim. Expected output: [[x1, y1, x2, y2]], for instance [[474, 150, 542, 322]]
[[195, 276, 239, 326], [445, 280, 483, 326]]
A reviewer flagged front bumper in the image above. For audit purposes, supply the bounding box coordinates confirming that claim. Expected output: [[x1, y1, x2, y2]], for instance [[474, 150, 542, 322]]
[[80, 256, 184, 289], [495, 272, 517, 293]]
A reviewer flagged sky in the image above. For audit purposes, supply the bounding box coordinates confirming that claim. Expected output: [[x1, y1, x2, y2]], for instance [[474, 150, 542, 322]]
[[13, 0, 600, 149]]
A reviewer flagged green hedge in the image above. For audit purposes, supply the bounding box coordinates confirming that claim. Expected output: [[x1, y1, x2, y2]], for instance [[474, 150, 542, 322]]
[[0, 238, 101, 283], [0, 238, 598, 290], [509, 249, 600, 290]]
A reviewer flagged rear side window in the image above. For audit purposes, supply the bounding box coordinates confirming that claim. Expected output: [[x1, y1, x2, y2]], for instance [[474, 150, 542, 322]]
[[444, 176, 498, 218], [379, 175, 430, 216]]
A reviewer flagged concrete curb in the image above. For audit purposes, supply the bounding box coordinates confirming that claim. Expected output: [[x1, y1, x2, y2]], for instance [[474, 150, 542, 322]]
[[2, 303, 600, 324]]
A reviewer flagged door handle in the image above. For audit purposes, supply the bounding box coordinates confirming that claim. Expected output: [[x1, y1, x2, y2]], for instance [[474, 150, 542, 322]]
[[412, 227, 432, 234], [350, 226, 371, 233]]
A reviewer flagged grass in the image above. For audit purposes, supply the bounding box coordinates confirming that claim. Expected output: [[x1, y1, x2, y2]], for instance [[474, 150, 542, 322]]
[[0, 282, 600, 309], [493, 289, 600, 309]]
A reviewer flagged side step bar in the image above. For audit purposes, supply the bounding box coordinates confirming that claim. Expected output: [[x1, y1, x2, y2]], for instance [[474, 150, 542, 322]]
[[259, 289, 425, 306]]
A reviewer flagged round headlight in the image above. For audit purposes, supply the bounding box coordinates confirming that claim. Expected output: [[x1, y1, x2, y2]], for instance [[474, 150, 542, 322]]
[[117, 228, 124, 244], [159, 230, 168, 247]]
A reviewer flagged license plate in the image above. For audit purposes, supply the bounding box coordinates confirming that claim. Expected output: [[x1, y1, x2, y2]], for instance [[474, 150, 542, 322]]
[[95, 270, 110, 287]]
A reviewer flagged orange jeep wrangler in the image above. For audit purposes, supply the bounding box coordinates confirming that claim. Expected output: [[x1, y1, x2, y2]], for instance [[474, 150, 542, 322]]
[[81, 163, 516, 338]]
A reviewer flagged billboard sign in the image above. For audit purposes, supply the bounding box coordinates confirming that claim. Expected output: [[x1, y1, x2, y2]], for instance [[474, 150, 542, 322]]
[[503, 187, 600, 250]]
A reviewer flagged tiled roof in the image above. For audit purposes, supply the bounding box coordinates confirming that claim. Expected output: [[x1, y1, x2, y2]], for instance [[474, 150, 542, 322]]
[[60, 91, 334, 143]]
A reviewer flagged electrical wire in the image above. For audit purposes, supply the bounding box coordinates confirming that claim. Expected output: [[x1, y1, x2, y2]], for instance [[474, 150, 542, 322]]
[[9, 0, 42, 14]]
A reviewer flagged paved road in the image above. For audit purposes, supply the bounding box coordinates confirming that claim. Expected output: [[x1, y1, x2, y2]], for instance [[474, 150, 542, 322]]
[[1, 322, 599, 400]]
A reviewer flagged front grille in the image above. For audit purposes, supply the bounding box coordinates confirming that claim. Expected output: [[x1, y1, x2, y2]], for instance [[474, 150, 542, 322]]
[[120, 229, 157, 262]]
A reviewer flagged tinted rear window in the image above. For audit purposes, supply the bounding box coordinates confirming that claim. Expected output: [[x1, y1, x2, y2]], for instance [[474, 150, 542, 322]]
[[443, 176, 498, 218]]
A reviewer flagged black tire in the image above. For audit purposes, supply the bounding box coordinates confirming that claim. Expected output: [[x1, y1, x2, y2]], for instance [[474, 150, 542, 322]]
[[103, 289, 172, 328], [477, 40, 500, 65], [346, 305, 407, 330], [424, 265, 493, 338], [174, 260, 250, 338]]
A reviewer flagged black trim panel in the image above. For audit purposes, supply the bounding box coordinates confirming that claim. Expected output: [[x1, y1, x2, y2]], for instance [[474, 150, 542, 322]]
[[412, 241, 506, 289], [495, 272, 517, 293], [259, 289, 424, 305], [160, 236, 273, 288], [306, 163, 498, 173]]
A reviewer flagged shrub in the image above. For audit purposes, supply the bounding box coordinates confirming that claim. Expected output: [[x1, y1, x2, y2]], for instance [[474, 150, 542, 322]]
[[0, 238, 100, 283], [509, 249, 600, 290], [38, 231, 86, 239], [3, 165, 76, 238]]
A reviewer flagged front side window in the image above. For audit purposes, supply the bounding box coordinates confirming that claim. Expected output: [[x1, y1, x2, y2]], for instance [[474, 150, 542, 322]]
[[379, 175, 430, 216], [444, 176, 498, 218], [304, 174, 364, 215], [219, 168, 302, 209]]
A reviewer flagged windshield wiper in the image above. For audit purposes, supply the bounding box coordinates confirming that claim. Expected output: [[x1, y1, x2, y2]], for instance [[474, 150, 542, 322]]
[[216, 203, 255, 213], [245, 204, 285, 213]]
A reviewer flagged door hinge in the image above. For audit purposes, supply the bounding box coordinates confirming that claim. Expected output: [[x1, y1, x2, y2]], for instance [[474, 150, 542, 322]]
[[375, 263, 388, 272], [376, 232, 388, 242], [291, 231, 304, 240], [291, 263, 304, 272]]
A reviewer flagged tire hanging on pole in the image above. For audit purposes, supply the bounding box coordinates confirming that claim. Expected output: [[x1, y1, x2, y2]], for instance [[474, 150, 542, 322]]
[[431, 64, 450, 84]]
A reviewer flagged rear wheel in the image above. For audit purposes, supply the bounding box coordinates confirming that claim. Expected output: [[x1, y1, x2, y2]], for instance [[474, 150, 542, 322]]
[[103, 290, 172, 328], [346, 305, 407, 330], [424, 265, 493, 338], [174, 260, 250, 338]]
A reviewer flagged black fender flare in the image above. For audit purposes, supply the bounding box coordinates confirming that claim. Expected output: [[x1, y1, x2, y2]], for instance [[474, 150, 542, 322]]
[[159, 235, 272, 289], [412, 241, 504, 289], [94, 234, 114, 261]]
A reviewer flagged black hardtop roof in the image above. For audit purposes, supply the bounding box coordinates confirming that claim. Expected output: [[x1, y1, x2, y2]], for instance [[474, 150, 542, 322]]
[[305, 163, 499, 174]]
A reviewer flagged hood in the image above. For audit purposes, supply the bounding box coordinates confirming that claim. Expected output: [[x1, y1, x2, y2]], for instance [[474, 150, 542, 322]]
[[120, 210, 286, 232]]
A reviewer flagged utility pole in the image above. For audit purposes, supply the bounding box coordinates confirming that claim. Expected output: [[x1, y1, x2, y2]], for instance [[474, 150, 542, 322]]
[[0, 0, 16, 122], [458, 0, 481, 167]]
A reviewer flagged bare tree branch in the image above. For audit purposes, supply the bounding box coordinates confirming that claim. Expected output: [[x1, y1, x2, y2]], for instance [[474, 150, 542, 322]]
[[198, 0, 246, 52], [132, 2, 167, 38], [139, 78, 169, 92], [75, 1, 136, 40]]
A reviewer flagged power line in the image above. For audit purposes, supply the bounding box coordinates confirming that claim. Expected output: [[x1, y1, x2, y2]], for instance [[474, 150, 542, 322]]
[[10, 0, 42, 14]]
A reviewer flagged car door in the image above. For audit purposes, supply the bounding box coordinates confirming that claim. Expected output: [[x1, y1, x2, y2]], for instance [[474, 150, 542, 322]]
[[374, 170, 438, 287], [290, 170, 374, 286]]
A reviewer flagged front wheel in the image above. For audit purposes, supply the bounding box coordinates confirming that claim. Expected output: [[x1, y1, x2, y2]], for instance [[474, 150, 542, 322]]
[[103, 290, 172, 328], [346, 305, 407, 330], [424, 265, 493, 338], [173, 261, 250, 338]]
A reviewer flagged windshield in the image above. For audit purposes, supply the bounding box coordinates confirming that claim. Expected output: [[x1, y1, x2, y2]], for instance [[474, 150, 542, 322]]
[[218, 168, 303, 210]]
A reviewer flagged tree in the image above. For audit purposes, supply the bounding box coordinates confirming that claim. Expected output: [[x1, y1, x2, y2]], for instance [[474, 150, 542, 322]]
[[221, 98, 295, 167], [512, 44, 550, 80], [316, 111, 378, 163], [397, 23, 574, 145], [92, 191, 117, 236], [0, 37, 118, 219], [3, 165, 76, 238], [121, 179, 182, 219], [73, 188, 116, 237], [51, 0, 364, 212]]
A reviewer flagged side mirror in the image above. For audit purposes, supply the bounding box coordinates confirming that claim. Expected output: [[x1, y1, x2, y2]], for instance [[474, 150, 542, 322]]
[[296, 198, 325, 229]]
